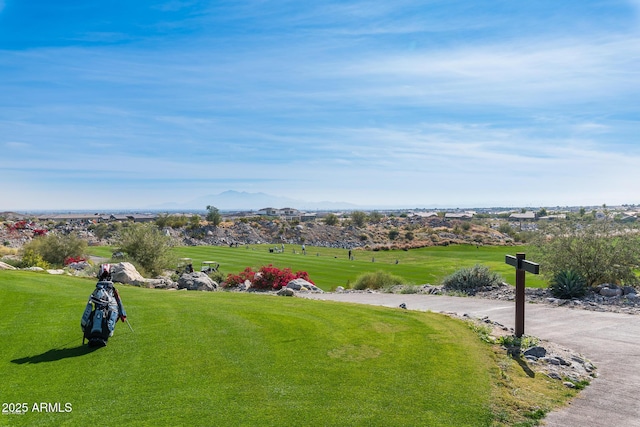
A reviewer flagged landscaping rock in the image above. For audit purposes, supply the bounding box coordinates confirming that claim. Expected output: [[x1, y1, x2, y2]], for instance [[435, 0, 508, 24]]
[[46, 269, 65, 275], [145, 277, 178, 289], [177, 272, 218, 291], [0, 261, 17, 270], [277, 288, 295, 296], [524, 346, 547, 359], [111, 262, 146, 286], [286, 278, 323, 292], [67, 261, 91, 271], [600, 287, 622, 297]]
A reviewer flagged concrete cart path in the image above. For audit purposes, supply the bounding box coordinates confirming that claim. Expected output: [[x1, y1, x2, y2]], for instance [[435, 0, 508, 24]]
[[302, 293, 640, 427]]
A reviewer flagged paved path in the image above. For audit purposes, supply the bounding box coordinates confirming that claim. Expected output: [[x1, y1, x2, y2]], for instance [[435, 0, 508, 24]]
[[302, 293, 640, 427]]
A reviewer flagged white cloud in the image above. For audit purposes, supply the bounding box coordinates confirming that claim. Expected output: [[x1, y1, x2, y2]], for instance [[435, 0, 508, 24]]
[[340, 35, 640, 107]]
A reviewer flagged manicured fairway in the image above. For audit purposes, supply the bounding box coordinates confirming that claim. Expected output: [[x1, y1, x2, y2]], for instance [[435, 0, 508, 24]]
[[171, 244, 547, 290], [88, 243, 545, 290]]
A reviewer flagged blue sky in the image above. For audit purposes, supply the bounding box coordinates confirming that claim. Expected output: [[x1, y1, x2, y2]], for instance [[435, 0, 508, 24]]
[[1, 0, 640, 210]]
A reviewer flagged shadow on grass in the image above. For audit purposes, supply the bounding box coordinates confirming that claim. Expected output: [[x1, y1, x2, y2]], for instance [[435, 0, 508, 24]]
[[508, 348, 536, 378], [11, 345, 100, 364]]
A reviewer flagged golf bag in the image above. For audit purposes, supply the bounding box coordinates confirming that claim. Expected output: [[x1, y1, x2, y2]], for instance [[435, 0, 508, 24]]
[[81, 281, 126, 347]]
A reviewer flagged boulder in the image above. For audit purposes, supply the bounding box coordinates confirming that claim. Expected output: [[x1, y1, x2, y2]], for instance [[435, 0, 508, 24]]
[[277, 287, 295, 297], [145, 278, 178, 289], [286, 278, 323, 292], [178, 272, 218, 291], [46, 269, 66, 275], [67, 261, 91, 271], [0, 261, 17, 270], [524, 346, 547, 359], [600, 287, 623, 297], [111, 262, 146, 286]]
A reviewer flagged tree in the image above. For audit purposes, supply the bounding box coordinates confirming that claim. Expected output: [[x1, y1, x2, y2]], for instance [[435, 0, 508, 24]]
[[350, 211, 367, 227], [116, 223, 174, 276], [206, 205, 222, 227], [323, 213, 339, 226], [532, 219, 640, 287]]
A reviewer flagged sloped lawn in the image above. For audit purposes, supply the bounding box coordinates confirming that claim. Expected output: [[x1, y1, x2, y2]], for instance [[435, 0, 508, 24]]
[[0, 270, 572, 426]]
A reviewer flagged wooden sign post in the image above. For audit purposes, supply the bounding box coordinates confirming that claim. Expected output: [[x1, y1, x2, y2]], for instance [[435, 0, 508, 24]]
[[505, 253, 540, 337]]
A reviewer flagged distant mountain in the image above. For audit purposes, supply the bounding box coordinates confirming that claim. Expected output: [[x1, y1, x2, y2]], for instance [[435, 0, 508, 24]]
[[149, 191, 360, 211]]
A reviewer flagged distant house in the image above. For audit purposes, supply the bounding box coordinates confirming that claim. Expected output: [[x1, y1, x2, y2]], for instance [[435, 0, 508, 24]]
[[109, 214, 157, 223], [281, 207, 300, 217], [301, 213, 317, 222], [411, 211, 439, 218], [509, 211, 536, 220], [257, 208, 280, 216], [444, 212, 474, 220]]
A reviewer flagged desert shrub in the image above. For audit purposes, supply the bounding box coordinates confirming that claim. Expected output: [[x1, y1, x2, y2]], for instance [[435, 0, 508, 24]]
[[351, 211, 367, 227], [323, 213, 339, 226], [388, 229, 399, 240], [22, 233, 87, 267], [532, 219, 640, 286], [352, 271, 405, 290], [405, 231, 415, 241], [207, 270, 226, 284], [549, 270, 587, 299], [498, 223, 515, 236], [115, 223, 174, 276], [441, 264, 503, 294], [19, 248, 50, 269]]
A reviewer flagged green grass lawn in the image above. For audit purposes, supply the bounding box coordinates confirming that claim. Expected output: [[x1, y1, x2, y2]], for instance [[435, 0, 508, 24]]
[[88, 243, 546, 290], [0, 270, 572, 426]]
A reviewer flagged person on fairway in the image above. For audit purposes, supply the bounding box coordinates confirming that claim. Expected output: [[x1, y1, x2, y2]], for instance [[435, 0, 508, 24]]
[[81, 264, 127, 346]]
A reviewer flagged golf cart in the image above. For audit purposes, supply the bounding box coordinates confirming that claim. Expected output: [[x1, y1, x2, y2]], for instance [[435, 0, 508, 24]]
[[177, 258, 194, 274], [201, 261, 219, 274]]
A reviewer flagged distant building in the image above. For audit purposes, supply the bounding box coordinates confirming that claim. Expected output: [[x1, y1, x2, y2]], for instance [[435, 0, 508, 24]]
[[509, 211, 536, 220], [257, 207, 280, 216], [444, 212, 474, 220]]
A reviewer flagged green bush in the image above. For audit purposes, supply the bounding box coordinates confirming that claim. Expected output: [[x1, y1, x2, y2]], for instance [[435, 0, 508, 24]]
[[323, 213, 339, 226], [21, 233, 87, 267], [116, 223, 174, 276], [19, 248, 50, 269], [352, 270, 405, 290], [549, 270, 587, 299], [441, 264, 503, 294]]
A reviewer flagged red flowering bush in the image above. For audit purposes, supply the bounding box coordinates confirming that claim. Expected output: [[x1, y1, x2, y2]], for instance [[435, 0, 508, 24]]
[[224, 265, 314, 290], [223, 266, 256, 288], [64, 256, 87, 265]]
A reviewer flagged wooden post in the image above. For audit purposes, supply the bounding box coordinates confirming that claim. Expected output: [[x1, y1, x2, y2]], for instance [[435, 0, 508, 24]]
[[515, 253, 526, 337], [505, 253, 540, 338]]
